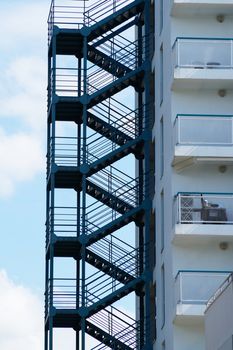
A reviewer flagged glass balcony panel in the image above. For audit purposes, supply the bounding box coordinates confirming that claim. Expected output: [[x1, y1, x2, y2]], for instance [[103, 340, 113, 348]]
[[177, 194, 233, 224], [176, 116, 233, 145], [177, 271, 230, 305], [176, 39, 232, 68]]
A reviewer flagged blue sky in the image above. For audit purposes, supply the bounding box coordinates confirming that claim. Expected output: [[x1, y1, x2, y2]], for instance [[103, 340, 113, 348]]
[[0, 1, 48, 282], [0, 1, 49, 348]]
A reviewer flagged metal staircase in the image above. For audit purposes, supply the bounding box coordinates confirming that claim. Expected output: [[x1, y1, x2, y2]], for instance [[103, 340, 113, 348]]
[[45, 0, 153, 349]]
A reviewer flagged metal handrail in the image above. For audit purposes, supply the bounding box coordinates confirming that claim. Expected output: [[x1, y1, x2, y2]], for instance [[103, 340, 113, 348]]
[[48, 34, 150, 99], [84, 0, 134, 26], [89, 168, 138, 198], [86, 245, 140, 282], [45, 245, 138, 308], [49, 112, 139, 165], [86, 178, 139, 212], [48, 171, 149, 238], [90, 100, 140, 138], [45, 276, 140, 346], [48, 0, 86, 44], [85, 263, 136, 305]]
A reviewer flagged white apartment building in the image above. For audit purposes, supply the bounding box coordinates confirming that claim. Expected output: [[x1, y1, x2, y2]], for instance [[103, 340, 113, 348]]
[[153, 1, 233, 349]]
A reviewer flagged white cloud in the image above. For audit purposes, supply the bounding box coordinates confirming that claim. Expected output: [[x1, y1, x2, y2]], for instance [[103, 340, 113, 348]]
[[0, 129, 44, 197], [0, 2, 49, 198], [0, 3, 48, 52], [0, 269, 43, 350], [0, 55, 46, 196], [6, 56, 46, 96], [0, 270, 100, 350], [0, 56, 47, 133]]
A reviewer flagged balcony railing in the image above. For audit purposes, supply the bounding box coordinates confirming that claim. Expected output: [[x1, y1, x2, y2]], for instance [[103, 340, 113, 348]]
[[173, 38, 233, 69], [175, 115, 233, 146], [175, 271, 231, 306], [176, 193, 233, 225]]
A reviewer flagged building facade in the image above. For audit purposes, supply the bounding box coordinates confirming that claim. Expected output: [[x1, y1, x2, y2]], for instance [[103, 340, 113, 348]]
[[154, 1, 233, 349]]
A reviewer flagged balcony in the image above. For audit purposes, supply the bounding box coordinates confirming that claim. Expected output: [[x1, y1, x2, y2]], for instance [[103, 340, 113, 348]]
[[174, 193, 233, 242], [172, 38, 233, 90], [171, 1, 233, 17], [175, 270, 231, 323], [173, 115, 233, 168]]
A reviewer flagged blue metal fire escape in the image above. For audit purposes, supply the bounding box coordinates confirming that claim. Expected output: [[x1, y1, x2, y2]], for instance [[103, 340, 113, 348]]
[[45, 0, 153, 349]]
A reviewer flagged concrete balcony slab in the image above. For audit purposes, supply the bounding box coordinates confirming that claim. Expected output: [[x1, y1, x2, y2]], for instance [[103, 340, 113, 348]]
[[173, 68, 233, 90], [172, 1, 233, 17]]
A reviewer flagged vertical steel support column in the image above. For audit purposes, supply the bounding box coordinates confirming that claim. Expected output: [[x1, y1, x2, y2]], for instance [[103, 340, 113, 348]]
[[45, 48, 52, 350], [76, 55, 82, 350], [136, 16, 145, 349], [44, 260, 49, 350], [81, 34, 88, 350], [144, 0, 153, 348], [48, 33, 57, 350]]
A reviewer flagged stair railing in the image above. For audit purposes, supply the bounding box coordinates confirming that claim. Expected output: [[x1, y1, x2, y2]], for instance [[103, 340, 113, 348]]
[[88, 234, 137, 265], [88, 307, 139, 349], [84, 0, 134, 26], [89, 167, 137, 196], [89, 99, 140, 138], [84, 253, 139, 306]]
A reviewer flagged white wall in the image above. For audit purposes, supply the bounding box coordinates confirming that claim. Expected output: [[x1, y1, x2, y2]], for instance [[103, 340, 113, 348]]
[[172, 90, 233, 122], [173, 164, 233, 195], [174, 323, 205, 350], [173, 242, 233, 273], [205, 281, 233, 350], [172, 16, 233, 44]]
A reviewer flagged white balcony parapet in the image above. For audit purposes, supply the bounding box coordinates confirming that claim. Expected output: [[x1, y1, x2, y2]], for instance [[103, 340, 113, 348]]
[[172, 38, 233, 89], [175, 115, 233, 146], [174, 38, 233, 69], [175, 270, 231, 318], [173, 115, 233, 166]]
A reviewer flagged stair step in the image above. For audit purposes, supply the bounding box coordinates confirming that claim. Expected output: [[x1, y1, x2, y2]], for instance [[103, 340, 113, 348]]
[[86, 321, 133, 350], [86, 249, 135, 284], [87, 112, 132, 146], [88, 0, 145, 41], [86, 179, 134, 214], [88, 149, 134, 175], [87, 278, 143, 318], [86, 206, 144, 246], [87, 45, 131, 78]]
